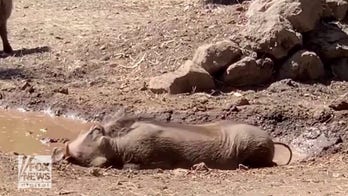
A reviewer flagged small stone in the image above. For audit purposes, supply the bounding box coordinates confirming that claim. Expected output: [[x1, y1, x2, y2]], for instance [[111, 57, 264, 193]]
[[99, 45, 106, 50], [313, 107, 333, 123], [235, 97, 250, 106], [54, 87, 69, 95], [329, 94, 348, 111], [332, 173, 342, 178]]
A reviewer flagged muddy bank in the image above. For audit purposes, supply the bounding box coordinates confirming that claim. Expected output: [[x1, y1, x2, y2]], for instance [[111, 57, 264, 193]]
[[0, 79, 347, 158]]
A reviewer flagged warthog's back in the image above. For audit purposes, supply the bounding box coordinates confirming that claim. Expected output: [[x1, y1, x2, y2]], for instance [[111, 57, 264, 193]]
[[0, 0, 12, 21], [129, 120, 223, 139], [120, 121, 275, 169]]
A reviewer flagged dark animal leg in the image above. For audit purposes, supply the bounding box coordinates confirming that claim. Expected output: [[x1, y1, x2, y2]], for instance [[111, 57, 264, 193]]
[[0, 22, 13, 53]]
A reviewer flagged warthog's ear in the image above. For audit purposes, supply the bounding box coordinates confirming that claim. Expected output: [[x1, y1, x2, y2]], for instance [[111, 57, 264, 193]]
[[52, 142, 71, 163], [52, 147, 65, 163]]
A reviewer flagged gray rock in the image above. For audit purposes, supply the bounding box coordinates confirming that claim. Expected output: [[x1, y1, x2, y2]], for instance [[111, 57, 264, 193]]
[[291, 126, 342, 157], [247, 0, 322, 33], [149, 60, 215, 94], [330, 58, 348, 80], [306, 22, 348, 60], [192, 40, 242, 75], [279, 50, 325, 81], [326, 0, 348, 20], [222, 56, 274, 87], [239, 14, 302, 59]]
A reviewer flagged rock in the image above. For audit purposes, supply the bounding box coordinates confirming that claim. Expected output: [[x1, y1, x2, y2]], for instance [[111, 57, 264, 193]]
[[291, 126, 342, 157], [305, 22, 348, 60], [192, 40, 242, 75], [279, 50, 325, 81], [54, 87, 69, 95], [313, 107, 334, 123], [247, 0, 322, 33], [326, 0, 348, 20], [148, 60, 215, 94], [329, 93, 348, 111], [330, 58, 348, 80], [239, 14, 302, 59], [235, 97, 250, 106], [222, 56, 273, 87]]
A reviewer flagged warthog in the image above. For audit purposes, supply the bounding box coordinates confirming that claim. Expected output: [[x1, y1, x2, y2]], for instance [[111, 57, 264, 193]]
[[52, 118, 292, 170], [0, 0, 13, 53]]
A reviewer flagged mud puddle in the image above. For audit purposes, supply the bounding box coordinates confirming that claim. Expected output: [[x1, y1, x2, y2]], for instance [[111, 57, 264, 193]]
[[0, 109, 93, 155]]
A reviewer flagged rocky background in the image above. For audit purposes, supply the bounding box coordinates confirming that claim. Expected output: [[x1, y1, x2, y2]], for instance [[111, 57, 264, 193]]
[[149, 0, 348, 94]]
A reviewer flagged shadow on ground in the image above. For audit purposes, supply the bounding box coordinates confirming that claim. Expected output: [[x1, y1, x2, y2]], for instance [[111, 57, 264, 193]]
[[0, 68, 26, 80], [0, 46, 50, 58]]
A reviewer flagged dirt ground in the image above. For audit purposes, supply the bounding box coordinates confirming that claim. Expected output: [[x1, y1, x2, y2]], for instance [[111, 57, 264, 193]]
[[0, 0, 348, 195], [0, 153, 348, 196]]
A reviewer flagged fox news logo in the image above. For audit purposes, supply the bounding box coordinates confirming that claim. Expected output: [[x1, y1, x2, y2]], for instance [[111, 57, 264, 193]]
[[18, 155, 52, 189]]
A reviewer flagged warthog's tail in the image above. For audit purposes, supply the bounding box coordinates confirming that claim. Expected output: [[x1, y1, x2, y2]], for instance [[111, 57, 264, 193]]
[[273, 142, 293, 165]]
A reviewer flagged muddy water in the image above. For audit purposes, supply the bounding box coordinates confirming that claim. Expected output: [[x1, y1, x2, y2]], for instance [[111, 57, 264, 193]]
[[0, 109, 93, 155]]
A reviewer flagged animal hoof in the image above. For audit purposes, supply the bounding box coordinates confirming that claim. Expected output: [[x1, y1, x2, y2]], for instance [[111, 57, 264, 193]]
[[191, 162, 210, 172], [3, 46, 13, 54]]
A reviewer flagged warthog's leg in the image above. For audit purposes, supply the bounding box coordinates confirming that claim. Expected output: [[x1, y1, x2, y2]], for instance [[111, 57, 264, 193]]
[[0, 22, 13, 53]]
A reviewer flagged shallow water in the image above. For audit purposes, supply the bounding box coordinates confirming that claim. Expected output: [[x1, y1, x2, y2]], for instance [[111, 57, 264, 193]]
[[0, 109, 93, 155]]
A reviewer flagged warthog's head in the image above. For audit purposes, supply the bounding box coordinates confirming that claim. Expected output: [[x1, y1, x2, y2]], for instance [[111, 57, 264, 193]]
[[52, 125, 116, 167]]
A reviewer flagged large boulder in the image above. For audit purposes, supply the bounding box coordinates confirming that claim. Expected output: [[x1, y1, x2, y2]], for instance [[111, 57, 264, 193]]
[[221, 56, 274, 87], [325, 0, 348, 20], [148, 60, 215, 94], [305, 22, 348, 60], [238, 14, 303, 59], [192, 40, 242, 75], [330, 58, 348, 80], [279, 50, 325, 80], [247, 0, 322, 33]]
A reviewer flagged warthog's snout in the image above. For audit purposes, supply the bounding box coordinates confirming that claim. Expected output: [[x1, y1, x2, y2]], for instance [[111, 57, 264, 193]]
[[52, 125, 115, 167]]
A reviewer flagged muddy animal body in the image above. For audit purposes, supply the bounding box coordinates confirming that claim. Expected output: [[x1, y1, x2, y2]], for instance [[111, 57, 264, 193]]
[[0, 0, 13, 53], [53, 119, 292, 170]]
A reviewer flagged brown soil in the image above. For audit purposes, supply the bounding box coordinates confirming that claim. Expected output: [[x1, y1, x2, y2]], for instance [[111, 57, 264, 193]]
[[0, 0, 348, 195]]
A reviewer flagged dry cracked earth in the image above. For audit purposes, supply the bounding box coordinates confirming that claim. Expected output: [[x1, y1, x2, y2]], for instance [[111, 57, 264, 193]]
[[0, 0, 348, 195]]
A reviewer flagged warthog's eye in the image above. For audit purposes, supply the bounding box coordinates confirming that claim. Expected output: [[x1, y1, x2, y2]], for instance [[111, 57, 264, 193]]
[[88, 125, 106, 140]]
